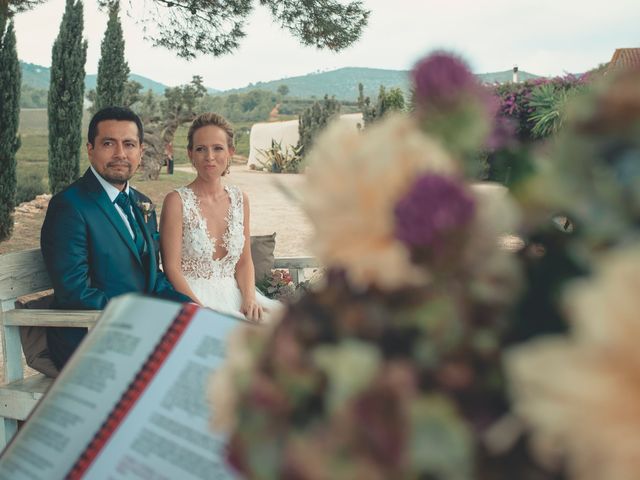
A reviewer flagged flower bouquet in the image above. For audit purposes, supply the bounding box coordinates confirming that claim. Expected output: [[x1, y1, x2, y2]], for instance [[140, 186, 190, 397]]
[[209, 52, 640, 479], [256, 269, 297, 302]]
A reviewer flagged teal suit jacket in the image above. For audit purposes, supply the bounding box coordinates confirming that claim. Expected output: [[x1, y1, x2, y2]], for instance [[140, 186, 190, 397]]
[[40, 168, 190, 368]]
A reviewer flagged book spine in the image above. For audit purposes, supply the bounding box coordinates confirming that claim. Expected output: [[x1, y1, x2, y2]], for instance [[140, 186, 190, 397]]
[[67, 302, 199, 480]]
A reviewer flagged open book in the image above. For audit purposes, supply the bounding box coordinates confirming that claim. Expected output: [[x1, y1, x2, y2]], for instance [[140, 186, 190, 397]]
[[0, 294, 245, 479]]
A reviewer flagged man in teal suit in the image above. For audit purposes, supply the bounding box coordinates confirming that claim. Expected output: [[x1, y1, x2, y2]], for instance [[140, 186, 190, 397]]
[[41, 106, 191, 370]]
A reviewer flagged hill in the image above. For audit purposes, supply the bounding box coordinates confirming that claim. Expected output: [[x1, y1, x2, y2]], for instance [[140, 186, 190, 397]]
[[20, 61, 542, 107], [20, 61, 170, 94], [222, 67, 411, 101], [85, 73, 169, 94], [219, 67, 541, 101]]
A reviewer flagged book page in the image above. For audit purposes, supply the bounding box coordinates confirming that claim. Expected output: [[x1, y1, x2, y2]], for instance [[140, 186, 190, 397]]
[[81, 308, 242, 479], [0, 295, 183, 480]]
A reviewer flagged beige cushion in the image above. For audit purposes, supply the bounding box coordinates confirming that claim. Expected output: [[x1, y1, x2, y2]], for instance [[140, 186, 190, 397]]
[[250, 233, 276, 283]]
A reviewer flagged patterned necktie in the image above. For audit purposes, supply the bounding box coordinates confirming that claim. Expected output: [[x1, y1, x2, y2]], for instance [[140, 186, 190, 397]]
[[114, 191, 145, 256]]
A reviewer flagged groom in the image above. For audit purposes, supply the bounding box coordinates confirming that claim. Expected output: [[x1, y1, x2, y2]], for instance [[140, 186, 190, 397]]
[[40, 106, 191, 370]]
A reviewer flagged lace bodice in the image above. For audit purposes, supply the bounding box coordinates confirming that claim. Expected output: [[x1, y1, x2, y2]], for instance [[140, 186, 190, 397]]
[[176, 185, 245, 281]]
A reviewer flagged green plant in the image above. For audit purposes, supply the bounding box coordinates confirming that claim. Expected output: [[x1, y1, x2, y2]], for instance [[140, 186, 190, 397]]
[[297, 94, 341, 157], [48, 0, 87, 194], [16, 170, 46, 204], [256, 139, 303, 173], [91, 1, 129, 113], [528, 83, 570, 138], [357, 83, 406, 128], [0, 17, 21, 241]]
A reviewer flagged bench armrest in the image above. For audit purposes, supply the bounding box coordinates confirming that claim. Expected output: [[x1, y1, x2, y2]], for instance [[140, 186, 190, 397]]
[[1, 310, 100, 328]]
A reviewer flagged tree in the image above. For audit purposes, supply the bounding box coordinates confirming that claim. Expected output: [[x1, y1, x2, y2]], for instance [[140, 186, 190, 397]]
[[48, 0, 87, 195], [92, 1, 129, 113], [357, 83, 405, 128], [0, 1, 49, 240], [297, 94, 340, 157], [140, 76, 206, 180], [5, 0, 48, 15], [123, 79, 143, 107], [277, 84, 289, 97], [0, 14, 21, 241], [96, 0, 369, 59]]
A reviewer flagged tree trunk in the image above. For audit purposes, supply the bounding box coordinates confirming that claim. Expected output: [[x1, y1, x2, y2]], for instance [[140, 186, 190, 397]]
[[140, 124, 163, 180]]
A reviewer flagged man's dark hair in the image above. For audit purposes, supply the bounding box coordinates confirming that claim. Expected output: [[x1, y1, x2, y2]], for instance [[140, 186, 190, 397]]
[[87, 106, 144, 146]]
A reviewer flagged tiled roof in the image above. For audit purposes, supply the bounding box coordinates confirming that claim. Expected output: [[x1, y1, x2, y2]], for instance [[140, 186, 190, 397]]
[[608, 48, 640, 71]]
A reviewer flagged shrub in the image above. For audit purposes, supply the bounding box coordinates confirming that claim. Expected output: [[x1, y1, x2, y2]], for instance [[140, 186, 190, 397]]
[[256, 139, 303, 173], [16, 170, 46, 205]]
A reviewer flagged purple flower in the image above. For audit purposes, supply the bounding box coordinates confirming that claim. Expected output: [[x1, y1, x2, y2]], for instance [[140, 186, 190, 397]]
[[486, 114, 517, 150], [394, 174, 475, 251], [411, 51, 477, 108]]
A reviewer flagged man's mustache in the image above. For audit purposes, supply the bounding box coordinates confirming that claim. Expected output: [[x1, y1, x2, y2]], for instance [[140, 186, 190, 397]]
[[107, 161, 132, 168]]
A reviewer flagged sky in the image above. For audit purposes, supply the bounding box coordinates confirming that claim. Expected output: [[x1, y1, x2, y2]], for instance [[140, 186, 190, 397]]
[[13, 0, 640, 91]]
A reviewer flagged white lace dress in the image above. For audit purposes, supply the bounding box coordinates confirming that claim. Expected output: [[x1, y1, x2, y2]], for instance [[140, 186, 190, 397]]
[[176, 185, 280, 317]]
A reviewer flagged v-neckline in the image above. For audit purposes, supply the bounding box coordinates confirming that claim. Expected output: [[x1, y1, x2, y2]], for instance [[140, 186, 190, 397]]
[[187, 185, 232, 261]]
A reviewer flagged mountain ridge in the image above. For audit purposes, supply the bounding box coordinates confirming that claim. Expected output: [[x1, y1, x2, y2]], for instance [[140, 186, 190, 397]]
[[20, 61, 542, 103]]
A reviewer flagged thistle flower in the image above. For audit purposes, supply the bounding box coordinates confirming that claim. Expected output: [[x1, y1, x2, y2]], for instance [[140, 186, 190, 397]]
[[411, 51, 501, 156], [412, 52, 477, 109], [394, 173, 476, 254]]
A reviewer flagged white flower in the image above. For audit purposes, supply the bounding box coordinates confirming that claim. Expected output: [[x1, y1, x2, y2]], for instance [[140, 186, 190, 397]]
[[506, 245, 640, 480]]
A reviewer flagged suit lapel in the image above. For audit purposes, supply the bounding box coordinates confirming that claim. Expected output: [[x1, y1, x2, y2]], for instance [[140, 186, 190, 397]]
[[82, 169, 142, 265]]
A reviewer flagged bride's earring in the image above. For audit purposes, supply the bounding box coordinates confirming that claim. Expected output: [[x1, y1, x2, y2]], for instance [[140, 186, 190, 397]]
[[224, 158, 230, 176]]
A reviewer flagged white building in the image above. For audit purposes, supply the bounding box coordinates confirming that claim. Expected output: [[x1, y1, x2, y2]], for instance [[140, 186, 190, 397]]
[[248, 113, 364, 169]]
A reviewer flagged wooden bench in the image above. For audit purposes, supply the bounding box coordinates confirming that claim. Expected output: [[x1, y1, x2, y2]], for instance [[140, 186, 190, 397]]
[[0, 247, 317, 449]]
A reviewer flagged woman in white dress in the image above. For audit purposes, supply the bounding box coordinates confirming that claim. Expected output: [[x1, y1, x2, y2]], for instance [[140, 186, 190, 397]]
[[160, 112, 278, 322]]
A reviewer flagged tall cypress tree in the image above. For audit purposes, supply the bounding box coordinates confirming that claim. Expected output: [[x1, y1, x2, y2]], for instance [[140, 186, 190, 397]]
[[93, 1, 129, 112], [0, 14, 21, 241], [48, 0, 87, 195]]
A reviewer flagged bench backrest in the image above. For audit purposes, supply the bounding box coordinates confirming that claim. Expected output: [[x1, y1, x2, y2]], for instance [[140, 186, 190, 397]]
[[0, 249, 51, 308]]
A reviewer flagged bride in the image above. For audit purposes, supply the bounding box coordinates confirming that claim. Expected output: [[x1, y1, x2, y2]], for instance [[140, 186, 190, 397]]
[[160, 112, 278, 322]]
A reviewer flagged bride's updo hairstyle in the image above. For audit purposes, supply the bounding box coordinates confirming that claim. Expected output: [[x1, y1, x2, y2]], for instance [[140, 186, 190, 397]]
[[187, 112, 235, 175]]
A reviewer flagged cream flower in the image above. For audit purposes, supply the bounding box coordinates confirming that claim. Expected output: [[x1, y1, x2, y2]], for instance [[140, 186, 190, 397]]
[[303, 114, 458, 290], [313, 340, 381, 413], [208, 323, 271, 433], [506, 245, 640, 480], [465, 182, 522, 305]]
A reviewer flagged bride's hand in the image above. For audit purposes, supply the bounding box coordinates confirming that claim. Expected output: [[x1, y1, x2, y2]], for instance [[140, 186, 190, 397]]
[[241, 299, 264, 323]]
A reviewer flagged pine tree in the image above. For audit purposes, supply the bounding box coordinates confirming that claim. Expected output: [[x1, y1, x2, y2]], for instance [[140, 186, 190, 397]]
[[0, 15, 21, 241], [48, 0, 87, 195], [93, 1, 129, 113], [95, 0, 369, 59]]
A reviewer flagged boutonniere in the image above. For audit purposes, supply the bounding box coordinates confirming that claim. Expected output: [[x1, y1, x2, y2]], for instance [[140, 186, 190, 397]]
[[137, 201, 155, 222]]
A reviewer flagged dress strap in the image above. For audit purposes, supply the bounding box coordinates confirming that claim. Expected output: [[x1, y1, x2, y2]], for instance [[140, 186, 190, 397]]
[[227, 185, 243, 223]]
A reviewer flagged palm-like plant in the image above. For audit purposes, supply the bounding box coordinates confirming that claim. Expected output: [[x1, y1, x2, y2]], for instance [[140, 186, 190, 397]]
[[256, 139, 303, 173], [528, 82, 584, 139]]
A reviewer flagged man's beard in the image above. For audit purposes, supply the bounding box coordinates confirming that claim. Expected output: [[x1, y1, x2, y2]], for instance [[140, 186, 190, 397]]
[[103, 162, 134, 185]]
